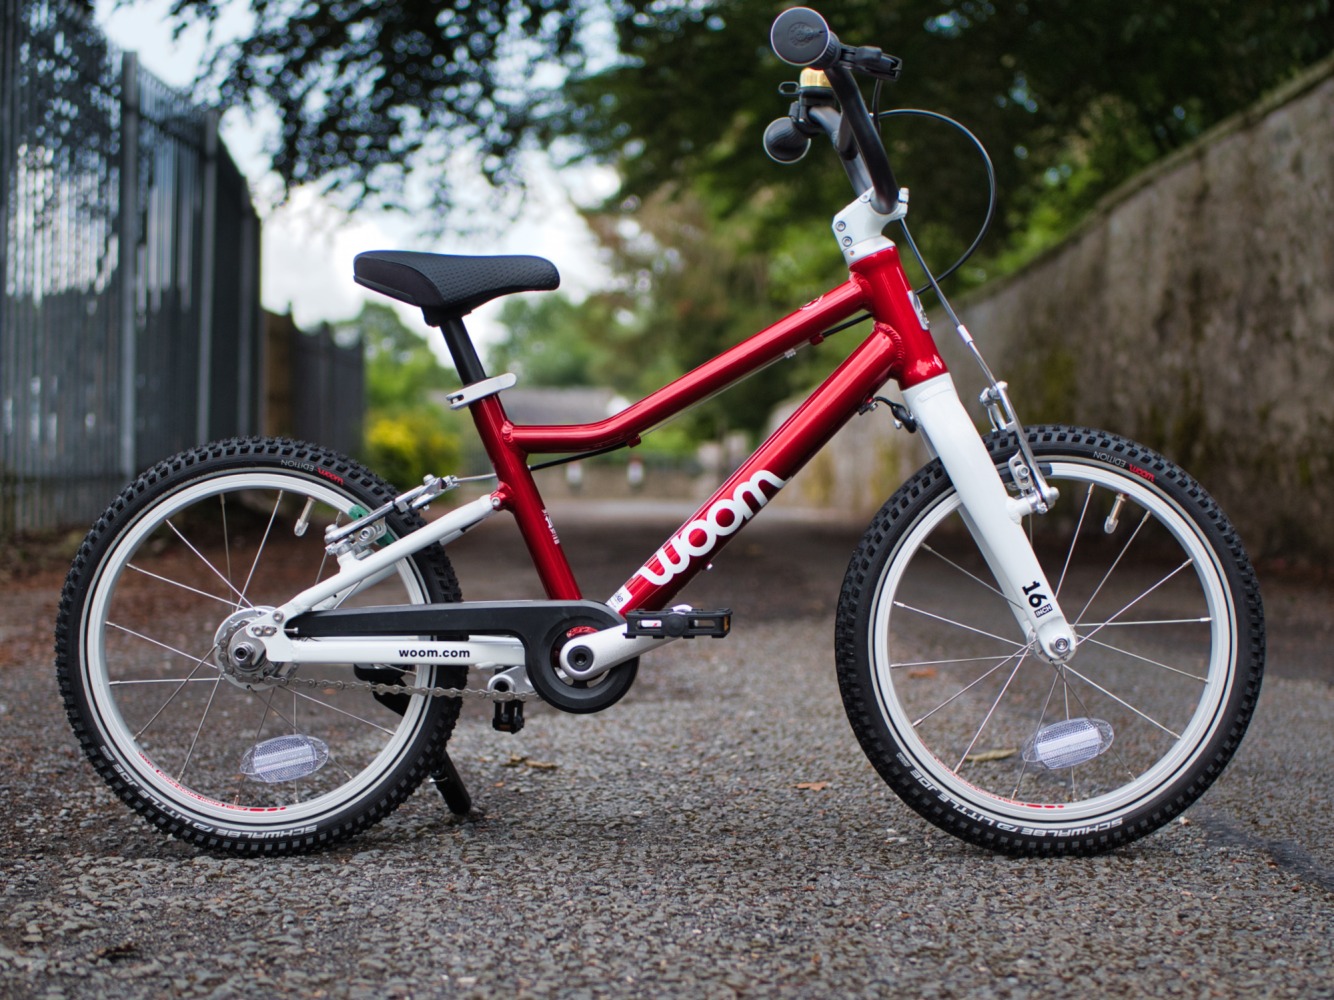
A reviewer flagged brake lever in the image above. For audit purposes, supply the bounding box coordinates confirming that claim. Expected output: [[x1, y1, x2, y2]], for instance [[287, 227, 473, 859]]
[[848, 46, 902, 82]]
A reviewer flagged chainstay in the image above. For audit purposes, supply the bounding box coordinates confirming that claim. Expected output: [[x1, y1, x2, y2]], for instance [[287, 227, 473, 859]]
[[271, 671, 532, 702]]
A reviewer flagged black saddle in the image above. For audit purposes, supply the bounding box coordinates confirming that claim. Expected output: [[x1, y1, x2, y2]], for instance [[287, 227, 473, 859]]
[[353, 250, 560, 323]]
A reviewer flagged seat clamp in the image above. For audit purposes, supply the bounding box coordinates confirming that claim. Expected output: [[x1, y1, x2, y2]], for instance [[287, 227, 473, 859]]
[[446, 373, 518, 410]]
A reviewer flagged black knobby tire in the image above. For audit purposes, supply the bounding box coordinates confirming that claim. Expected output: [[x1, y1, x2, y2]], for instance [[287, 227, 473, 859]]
[[56, 437, 467, 855], [835, 426, 1265, 856]]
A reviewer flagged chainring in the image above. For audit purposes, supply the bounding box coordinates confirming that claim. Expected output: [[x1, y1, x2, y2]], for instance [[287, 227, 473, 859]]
[[526, 617, 639, 714]]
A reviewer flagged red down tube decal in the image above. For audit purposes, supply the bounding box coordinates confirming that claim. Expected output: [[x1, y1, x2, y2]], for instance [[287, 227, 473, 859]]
[[609, 326, 903, 613]]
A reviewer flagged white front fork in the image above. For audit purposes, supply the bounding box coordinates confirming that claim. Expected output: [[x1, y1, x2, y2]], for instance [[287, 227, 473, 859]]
[[903, 374, 1077, 663]]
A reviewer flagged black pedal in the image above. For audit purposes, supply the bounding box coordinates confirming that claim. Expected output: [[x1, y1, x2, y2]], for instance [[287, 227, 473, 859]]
[[493, 698, 525, 733], [624, 608, 732, 639]]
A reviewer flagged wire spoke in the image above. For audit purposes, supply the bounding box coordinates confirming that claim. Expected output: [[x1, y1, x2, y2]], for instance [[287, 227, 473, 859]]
[[104, 622, 225, 743], [1054, 667, 1144, 783], [892, 653, 1025, 670], [1076, 559, 1194, 649], [106, 620, 221, 669], [125, 563, 242, 609], [954, 650, 1030, 772], [1054, 483, 1095, 598], [178, 672, 225, 782], [921, 542, 1027, 616], [1072, 509, 1151, 625], [1011, 667, 1065, 799], [911, 647, 1028, 727], [286, 685, 400, 737], [1059, 663, 1181, 738], [165, 518, 253, 610], [110, 676, 222, 686], [893, 600, 1026, 648], [238, 490, 284, 606], [1076, 633, 1209, 682], [129, 654, 219, 741], [252, 684, 280, 748], [1078, 617, 1211, 627], [220, 493, 234, 603]]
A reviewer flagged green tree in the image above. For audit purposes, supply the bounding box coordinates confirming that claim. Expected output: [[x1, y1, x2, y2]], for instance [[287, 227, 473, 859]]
[[586, 187, 834, 438], [491, 186, 841, 440], [534, 0, 1334, 441], [564, 0, 1333, 269], [155, 0, 1332, 445], [355, 301, 450, 411], [491, 293, 615, 388], [154, 0, 1331, 254], [337, 302, 464, 488]]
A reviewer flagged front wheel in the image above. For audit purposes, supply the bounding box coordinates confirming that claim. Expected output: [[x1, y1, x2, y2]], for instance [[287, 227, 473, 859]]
[[56, 438, 466, 855], [836, 426, 1265, 855]]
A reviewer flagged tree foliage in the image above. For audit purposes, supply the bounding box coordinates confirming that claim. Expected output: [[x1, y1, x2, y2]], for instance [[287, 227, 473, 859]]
[[160, 0, 1332, 233], [156, 0, 1332, 441], [524, 0, 1334, 437], [566, 0, 1334, 269], [163, 0, 601, 209], [338, 302, 463, 487], [491, 292, 649, 389]]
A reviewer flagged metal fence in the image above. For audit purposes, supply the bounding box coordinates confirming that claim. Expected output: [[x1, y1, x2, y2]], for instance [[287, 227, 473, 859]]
[[264, 311, 365, 460], [0, 0, 262, 534]]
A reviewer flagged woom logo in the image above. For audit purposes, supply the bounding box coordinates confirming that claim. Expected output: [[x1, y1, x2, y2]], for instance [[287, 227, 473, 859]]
[[637, 470, 787, 587], [397, 647, 472, 659]]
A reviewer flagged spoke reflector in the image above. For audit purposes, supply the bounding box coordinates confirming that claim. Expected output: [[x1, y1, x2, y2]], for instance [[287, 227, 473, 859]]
[[1021, 718, 1114, 770], [240, 735, 330, 783]]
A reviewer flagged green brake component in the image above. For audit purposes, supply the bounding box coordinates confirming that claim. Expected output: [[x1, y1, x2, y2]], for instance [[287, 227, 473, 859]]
[[348, 504, 396, 544]]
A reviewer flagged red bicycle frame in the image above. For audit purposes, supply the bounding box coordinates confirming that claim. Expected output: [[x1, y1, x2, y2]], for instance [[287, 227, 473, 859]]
[[461, 245, 948, 613]]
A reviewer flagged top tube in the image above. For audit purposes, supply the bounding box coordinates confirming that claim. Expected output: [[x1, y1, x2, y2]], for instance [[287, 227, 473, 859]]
[[506, 279, 866, 454]]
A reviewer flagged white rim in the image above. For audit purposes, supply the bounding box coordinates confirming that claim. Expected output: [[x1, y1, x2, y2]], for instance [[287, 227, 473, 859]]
[[80, 470, 435, 829], [868, 457, 1237, 827]]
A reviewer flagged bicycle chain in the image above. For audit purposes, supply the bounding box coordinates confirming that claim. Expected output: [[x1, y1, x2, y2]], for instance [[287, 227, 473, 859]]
[[270, 671, 532, 702]]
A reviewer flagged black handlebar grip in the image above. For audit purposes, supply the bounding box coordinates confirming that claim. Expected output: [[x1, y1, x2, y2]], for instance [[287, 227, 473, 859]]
[[763, 118, 812, 164], [771, 7, 840, 68]]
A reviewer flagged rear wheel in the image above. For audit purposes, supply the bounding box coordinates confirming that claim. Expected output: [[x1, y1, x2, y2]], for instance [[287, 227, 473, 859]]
[[56, 438, 465, 854], [836, 426, 1265, 855]]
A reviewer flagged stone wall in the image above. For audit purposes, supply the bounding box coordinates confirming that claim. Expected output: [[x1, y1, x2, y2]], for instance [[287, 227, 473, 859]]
[[775, 56, 1334, 563]]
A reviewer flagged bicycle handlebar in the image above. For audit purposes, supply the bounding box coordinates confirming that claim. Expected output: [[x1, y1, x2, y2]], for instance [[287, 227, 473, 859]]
[[767, 7, 902, 215]]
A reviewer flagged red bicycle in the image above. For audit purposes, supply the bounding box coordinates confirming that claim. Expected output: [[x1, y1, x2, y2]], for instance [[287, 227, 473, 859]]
[[57, 8, 1264, 856]]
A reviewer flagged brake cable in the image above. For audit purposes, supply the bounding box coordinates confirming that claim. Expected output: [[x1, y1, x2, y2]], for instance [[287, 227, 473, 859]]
[[876, 107, 998, 290], [811, 102, 999, 339]]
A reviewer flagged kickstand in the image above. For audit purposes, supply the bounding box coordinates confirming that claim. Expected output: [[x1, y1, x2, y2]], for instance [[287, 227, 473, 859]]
[[429, 751, 474, 816]]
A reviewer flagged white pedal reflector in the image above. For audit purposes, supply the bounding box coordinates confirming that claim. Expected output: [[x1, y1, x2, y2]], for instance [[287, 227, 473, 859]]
[[240, 735, 329, 783], [1021, 718, 1114, 770]]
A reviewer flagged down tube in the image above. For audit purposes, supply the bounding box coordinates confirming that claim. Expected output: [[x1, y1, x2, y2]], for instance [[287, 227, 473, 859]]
[[608, 327, 904, 613]]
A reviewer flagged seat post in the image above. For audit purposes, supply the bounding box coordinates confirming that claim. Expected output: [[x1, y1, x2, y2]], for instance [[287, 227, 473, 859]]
[[433, 315, 488, 385]]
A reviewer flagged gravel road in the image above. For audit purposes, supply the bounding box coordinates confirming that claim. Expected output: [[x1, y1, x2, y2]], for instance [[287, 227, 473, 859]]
[[1, 501, 1331, 999]]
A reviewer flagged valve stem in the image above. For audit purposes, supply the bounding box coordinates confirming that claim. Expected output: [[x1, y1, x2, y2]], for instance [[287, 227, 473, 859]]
[[1105, 493, 1127, 534], [293, 497, 316, 537]]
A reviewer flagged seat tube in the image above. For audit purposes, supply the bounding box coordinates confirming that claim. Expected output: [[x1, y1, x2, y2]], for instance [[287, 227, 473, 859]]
[[468, 396, 582, 600]]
